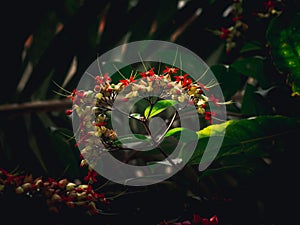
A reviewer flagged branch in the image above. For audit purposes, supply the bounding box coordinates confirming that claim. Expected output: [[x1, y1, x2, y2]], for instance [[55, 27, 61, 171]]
[[0, 99, 72, 116]]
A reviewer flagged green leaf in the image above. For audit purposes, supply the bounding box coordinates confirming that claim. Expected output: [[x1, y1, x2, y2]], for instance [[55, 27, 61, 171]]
[[189, 115, 300, 165], [210, 64, 242, 100], [199, 165, 247, 179], [240, 41, 263, 53], [114, 134, 151, 145], [266, 12, 300, 95], [241, 84, 274, 116], [231, 56, 271, 88], [165, 127, 198, 143], [144, 100, 178, 119], [24, 115, 48, 173], [48, 127, 81, 179]]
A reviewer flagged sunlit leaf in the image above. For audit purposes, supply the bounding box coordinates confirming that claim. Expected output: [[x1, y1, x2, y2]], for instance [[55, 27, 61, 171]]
[[165, 127, 198, 143], [189, 115, 300, 165], [144, 100, 177, 119]]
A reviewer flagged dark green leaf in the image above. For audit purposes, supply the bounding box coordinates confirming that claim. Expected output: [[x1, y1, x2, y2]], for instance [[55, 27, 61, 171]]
[[240, 41, 263, 53], [266, 11, 300, 95], [210, 64, 242, 100], [48, 127, 81, 179], [199, 165, 247, 179], [241, 83, 274, 116], [231, 56, 270, 88]]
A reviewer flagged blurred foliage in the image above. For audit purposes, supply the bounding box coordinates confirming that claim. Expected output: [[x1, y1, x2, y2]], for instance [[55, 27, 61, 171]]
[[1, 0, 300, 224]]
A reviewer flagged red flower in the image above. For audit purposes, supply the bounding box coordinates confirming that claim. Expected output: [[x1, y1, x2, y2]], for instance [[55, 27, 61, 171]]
[[204, 111, 216, 124], [201, 218, 210, 225], [232, 15, 242, 22], [174, 74, 188, 82], [193, 214, 202, 224], [67, 89, 85, 103], [163, 66, 179, 74], [93, 121, 106, 126], [174, 74, 193, 89], [182, 78, 193, 89], [219, 27, 230, 39], [120, 76, 136, 86], [95, 73, 111, 85], [140, 67, 155, 78], [209, 215, 219, 225], [84, 170, 98, 183], [264, 0, 276, 10]]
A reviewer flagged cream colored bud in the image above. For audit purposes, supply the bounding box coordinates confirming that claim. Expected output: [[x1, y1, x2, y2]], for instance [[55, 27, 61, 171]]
[[78, 184, 89, 190], [51, 193, 62, 202], [197, 107, 205, 115], [0, 184, 5, 192], [178, 95, 185, 103], [201, 94, 208, 101], [35, 179, 43, 187], [76, 192, 87, 200], [66, 182, 76, 191], [147, 86, 153, 92], [80, 159, 87, 167], [96, 93, 103, 99], [15, 186, 24, 194], [21, 183, 32, 191]]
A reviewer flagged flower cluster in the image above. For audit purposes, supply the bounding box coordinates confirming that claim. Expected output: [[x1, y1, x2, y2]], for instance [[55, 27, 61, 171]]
[[66, 65, 221, 172], [0, 168, 109, 215], [210, 0, 248, 53], [253, 0, 284, 18], [210, 0, 285, 53], [159, 214, 219, 225]]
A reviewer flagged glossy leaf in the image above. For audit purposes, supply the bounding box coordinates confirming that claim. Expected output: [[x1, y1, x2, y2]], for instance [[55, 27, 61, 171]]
[[231, 56, 271, 88], [144, 100, 177, 119], [266, 11, 300, 95], [189, 115, 300, 165], [165, 127, 198, 143]]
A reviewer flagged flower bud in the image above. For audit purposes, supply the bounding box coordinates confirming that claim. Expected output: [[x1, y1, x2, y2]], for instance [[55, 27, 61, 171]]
[[22, 183, 32, 191], [197, 107, 205, 115], [96, 93, 103, 99], [76, 192, 87, 201], [66, 182, 76, 191], [178, 95, 185, 103], [58, 179, 68, 189], [210, 215, 219, 225], [15, 186, 24, 194], [35, 179, 43, 188], [51, 193, 62, 202], [0, 185, 5, 192]]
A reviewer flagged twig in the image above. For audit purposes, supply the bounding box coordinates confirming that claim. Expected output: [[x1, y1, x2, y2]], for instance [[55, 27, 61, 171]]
[[0, 99, 72, 116]]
